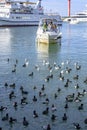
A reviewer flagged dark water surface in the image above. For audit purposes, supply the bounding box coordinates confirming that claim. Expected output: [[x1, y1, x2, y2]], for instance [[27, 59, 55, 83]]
[[0, 23, 87, 130]]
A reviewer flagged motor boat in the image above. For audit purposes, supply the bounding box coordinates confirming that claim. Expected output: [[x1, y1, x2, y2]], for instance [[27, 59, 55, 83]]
[[36, 16, 62, 44], [63, 8, 87, 23]]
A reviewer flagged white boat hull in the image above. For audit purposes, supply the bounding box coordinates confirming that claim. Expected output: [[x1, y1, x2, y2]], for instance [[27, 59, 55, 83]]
[[64, 17, 87, 23], [0, 14, 62, 27], [0, 19, 39, 26], [69, 18, 79, 24], [0, 14, 45, 26], [36, 32, 61, 44]]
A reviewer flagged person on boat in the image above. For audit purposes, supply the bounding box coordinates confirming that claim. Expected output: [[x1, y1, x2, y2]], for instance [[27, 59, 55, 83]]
[[48, 21, 53, 31], [53, 24, 57, 32], [43, 20, 48, 32], [48, 21, 57, 32]]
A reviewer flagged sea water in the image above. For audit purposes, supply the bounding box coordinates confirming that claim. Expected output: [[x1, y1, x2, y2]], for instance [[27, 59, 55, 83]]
[[0, 23, 87, 130]]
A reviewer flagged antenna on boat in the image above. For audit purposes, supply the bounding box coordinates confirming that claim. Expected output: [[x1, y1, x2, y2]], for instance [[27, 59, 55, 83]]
[[36, 0, 41, 7], [35, 0, 43, 11]]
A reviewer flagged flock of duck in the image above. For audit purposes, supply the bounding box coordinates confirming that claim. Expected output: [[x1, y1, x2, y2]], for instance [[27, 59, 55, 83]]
[[0, 58, 87, 130]]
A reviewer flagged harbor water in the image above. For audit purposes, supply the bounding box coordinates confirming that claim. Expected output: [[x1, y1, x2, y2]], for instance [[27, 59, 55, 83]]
[[0, 22, 87, 130]]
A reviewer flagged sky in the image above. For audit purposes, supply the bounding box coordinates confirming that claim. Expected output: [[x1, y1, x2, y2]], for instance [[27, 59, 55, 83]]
[[32, 0, 87, 16]]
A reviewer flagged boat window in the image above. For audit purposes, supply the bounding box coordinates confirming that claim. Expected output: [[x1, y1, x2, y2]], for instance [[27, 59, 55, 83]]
[[12, 16, 14, 19], [16, 17, 21, 19], [0, 5, 5, 7], [77, 13, 86, 15]]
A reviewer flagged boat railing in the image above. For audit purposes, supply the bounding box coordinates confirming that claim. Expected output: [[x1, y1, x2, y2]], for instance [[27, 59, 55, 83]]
[[10, 11, 33, 14], [44, 12, 60, 15]]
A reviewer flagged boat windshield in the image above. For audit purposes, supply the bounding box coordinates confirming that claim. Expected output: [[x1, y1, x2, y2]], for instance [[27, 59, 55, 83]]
[[39, 18, 58, 26]]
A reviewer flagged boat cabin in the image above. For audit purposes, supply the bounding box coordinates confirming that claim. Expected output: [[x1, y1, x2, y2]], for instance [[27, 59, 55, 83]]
[[39, 18, 60, 32]]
